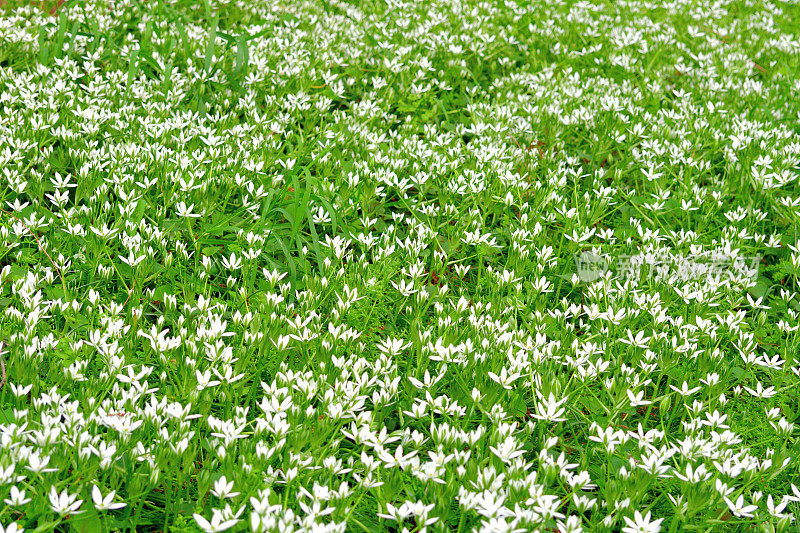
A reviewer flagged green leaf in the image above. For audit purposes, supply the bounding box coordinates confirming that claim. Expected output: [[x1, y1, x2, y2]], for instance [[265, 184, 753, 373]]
[[307, 211, 324, 270], [748, 280, 769, 299], [730, 366, 747, 380], [204, 16, 219, 75], [69, 506, 102, 533], [126, 47, 140, 91], [235, 33, 249, 74], [38, 27, 50, 65], [271, 234, 297, 289], [54, 11, 68, 59], [68, 21, 82, 56], [781, 403, 796, 421]]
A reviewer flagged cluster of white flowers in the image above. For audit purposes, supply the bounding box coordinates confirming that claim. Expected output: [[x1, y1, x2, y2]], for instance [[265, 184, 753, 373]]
[[1, 0, 800, 531]]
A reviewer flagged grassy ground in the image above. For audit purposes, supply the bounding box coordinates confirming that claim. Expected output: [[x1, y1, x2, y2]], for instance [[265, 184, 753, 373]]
[[1, 0, 800, 531]]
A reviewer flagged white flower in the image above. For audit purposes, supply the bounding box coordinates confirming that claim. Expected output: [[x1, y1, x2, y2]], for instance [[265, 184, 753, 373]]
[[9, 383, 33, 397], [724, 495, 758, 518], [220, 253, 243, 271], [622, 510, 664, 533], [766, 494, 788, 517], [668, 381, 701, 397], [376, 337, 411, 357], [196, 369, 222, 391], [488, 367, 521, 390], [89, 224, 119, 240], [743, 381, 776, 399], [175, 201, 202, 218], [210, 476, 241, 499], [3, 486, 31, 507], [626, 389, 652, 408], [48, 487, 84, 517], [92, 485, 127, 511], [377, 502, 412, 522], [193, 511, 240, 533], [377, 445, 418, 469], [26, 454, 58, 474], [0, 522, 24, 533], [532, 393, 569, 422], [119, 250, 146, 268], [489, 436, 525, 463]]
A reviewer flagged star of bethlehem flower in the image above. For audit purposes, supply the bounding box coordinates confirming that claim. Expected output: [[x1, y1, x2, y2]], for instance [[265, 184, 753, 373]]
[[49, 487, 84, 517], [92, 485, 127, 511], [724, 494, 758, 518], [3, 486, 31, 507], [193, 511, 240, 533], [621, 510, 664, 533], [211, 475, 241, 499], [0, 522, 24, 533]]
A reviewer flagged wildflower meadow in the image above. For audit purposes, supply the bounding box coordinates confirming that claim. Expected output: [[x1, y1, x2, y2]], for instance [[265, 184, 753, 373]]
[[1, 0, 800, 531]]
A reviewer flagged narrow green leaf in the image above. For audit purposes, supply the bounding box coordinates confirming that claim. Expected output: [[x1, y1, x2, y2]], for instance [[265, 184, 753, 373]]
[[38, 27, 49, 65], [204, 16, 219, 75], [54, 11, 68, 59], [271, 234, 297, 290], [307, 213, 324, 270], [126, 48, 140, 91], [235, 33, 249, 74]]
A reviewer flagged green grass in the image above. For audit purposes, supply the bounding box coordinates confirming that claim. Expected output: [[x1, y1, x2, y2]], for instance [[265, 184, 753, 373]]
[[1, 0, 800, 531]]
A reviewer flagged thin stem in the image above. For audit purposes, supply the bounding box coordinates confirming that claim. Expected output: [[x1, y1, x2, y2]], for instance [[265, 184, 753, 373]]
[[1, 208, 67, 295]]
